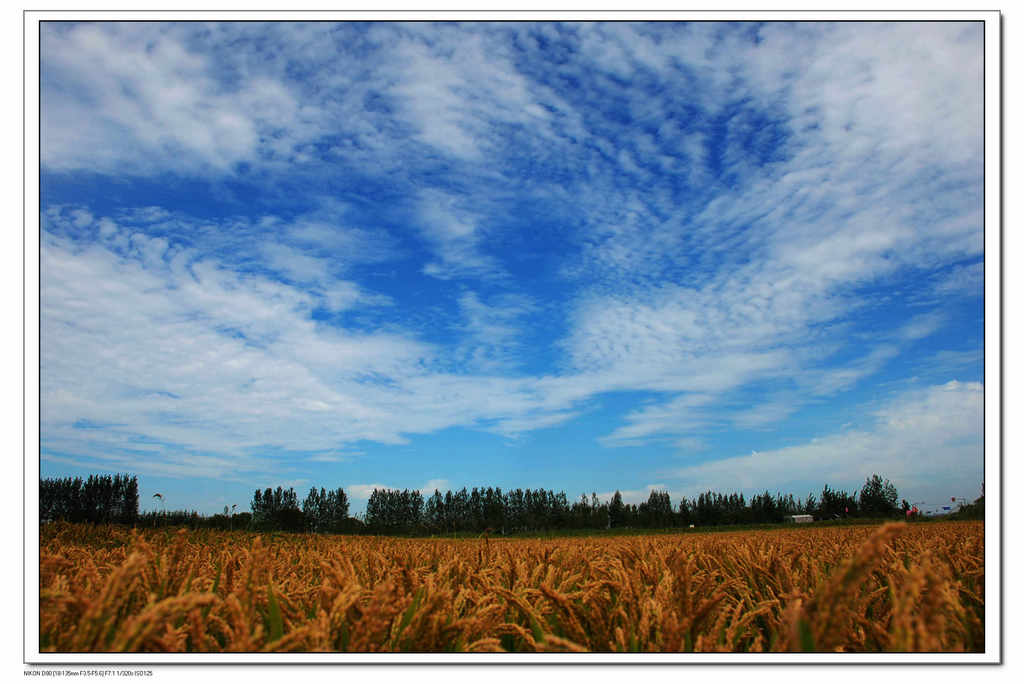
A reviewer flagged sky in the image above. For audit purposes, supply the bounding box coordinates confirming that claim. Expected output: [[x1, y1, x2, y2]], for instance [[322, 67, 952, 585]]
[[38, 21, 985, 517]]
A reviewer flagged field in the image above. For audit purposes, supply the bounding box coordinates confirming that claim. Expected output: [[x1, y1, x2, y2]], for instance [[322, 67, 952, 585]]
[[39, 520, 984, 653]]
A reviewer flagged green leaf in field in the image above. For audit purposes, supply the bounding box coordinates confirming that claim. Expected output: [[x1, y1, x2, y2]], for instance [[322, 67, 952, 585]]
[[337, 620, 350, 651], [528, 614, 544, 643], [266, 582, 284, 642], [797, 618, 816, 652], [393, 586, 425, 646]]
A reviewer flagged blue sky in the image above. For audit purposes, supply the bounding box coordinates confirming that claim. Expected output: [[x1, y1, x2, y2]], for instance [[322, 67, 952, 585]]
[[39, 21, 985, 516]]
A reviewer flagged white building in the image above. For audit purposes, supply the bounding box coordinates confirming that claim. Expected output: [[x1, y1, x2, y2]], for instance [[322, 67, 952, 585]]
[[788, 514, 814, 524]]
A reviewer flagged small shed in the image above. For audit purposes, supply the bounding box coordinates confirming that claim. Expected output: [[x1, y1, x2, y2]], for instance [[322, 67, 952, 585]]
[[788, 514, 814, 524]]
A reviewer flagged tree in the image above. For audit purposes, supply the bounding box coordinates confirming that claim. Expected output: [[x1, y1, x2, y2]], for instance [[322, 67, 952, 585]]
[[365, 489, 384, 530], [819, 484, 856, 519], [804, 492, 817, 517], [609, 490, 626, 528], [571, 493, 591, 530], [40, 473, 138, 525], [404, 489, 424, 531], [444, 490, 456, 532], [425, 490, 444, 533], [483, 487, 505, 533], [251, 486, 303, 531], [859, 474, 899, 516], [122, 475, 140, 524], [303, 487, 324, 532], [469, 488, 484, 531], [641, 490, 672, 528], [326, 488, 350, 532], [677, 496, 693, 526], [276, 487, 304, 531]]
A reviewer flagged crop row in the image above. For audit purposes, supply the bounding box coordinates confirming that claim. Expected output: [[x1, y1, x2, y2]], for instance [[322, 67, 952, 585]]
[[39, 521, 984, 653]]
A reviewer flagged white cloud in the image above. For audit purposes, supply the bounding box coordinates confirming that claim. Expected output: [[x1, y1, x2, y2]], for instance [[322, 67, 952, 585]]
[[42, 24, 282, 174], [674, 437, 708, 452], [490, 411, 581, 438], [932, 262, 984, 298], [804, 345, 901, 397], [419, 479, 450, 495], [896, 313, 947, 342], [281, 201, 404, 268], [595, 483, 670, 506], [306, 454, 348, 463], [257, 241, 394, 313], [453, 291, 536, 371], [347, 479, 452, 501], [546, 22, 982, 450], [730, 396, 800, 430], [667, 381, 983, 503], [916, 349, 984, 378], [260, 242, 332, 283], [346, 484, 390, 501], [600, 394, 716, 447], [42, 224, 429, 475], [415, 189, 503, 280], [70, 209, 94, 228], [40, 209, 600, 480], [386, 26, 547, 161]]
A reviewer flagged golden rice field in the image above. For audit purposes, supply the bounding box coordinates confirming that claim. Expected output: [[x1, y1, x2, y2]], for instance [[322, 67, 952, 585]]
[[39, 520, 984, 653]]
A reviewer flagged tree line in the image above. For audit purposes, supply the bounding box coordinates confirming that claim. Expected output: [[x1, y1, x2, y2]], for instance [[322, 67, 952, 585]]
[[358, 474, 901, 534], [39, 474, 139, 525], [40, 473, 914, 533], [250, 486, 358, 533]]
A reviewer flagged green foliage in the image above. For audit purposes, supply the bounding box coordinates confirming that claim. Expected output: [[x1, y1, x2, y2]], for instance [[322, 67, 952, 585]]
[[266, 583, 284, 643], [302, 487, 350, 533], [858, 474, 899, 516], [39, 473, 139, 524], [41, 472, 912, 536], [639, 490, 673, 528], [365, 488, 424, 532], [608, 490, 626, 528], [817, 484, 859, 519], [251, 486, 304, 532]]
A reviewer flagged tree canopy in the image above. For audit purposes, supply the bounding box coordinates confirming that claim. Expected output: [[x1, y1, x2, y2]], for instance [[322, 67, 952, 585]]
[[41, 472, 924, 534]]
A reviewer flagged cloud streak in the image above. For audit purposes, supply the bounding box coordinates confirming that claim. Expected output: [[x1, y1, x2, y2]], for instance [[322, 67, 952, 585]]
[[666, 381, 983, 503]]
